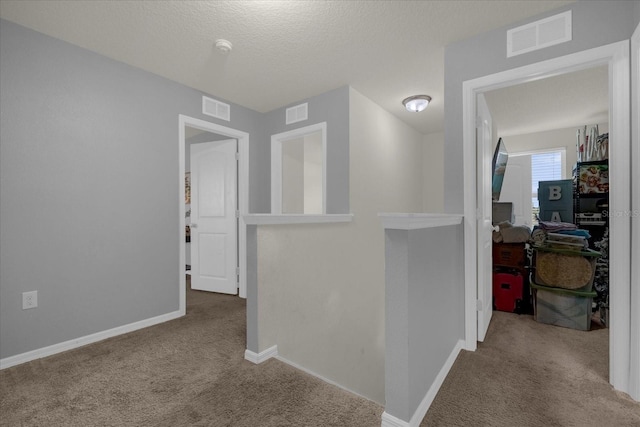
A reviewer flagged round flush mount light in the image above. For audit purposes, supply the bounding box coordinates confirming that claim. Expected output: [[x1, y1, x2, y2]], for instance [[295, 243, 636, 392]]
[[402, 95, 432, 112], [215, 39, 233, 54]]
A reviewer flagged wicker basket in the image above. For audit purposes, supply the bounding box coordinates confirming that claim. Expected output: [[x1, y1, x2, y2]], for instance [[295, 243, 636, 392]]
[[533, 247, 600, 292]]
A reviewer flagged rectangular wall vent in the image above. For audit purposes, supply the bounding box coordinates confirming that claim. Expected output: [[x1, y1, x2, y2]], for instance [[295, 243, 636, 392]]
[[507, 10, 571, 58], [202, 96, 231, 121], [285, 103, 308, 125]]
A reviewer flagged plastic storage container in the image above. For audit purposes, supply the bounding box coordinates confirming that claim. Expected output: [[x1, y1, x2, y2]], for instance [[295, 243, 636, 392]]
[[493, 271, 525, 313], [533, 246, 600, 292], [531, 282, 595, 331]]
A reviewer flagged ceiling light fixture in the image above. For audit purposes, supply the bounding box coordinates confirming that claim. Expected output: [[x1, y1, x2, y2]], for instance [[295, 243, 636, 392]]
[[215, 39, 233, 54], [402, 95, 432, 112]]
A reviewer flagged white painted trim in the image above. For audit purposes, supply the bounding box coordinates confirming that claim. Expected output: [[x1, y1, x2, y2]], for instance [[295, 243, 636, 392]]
[[270, 122, 327, 214], [408, 340, 464, 426], [179, 115, 250, 300], [381, 412, 409, 427], [381, 340, 464, 427], [244, 345, 278, 364], [0, 310, 182, 370], [243, 213, 353, 225], [629, 21, 640, 402], [275, 354, 373, 403], [462, 41, 632, 394], [378, 213, 463, 230]]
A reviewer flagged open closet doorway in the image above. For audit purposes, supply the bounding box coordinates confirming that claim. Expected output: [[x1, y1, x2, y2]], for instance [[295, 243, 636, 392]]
[[462, 41, 632, 395], [178, 115, 250, 315]]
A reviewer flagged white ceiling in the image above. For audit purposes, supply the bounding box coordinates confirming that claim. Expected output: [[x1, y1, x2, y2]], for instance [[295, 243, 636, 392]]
[[0, 0, 602, 136]]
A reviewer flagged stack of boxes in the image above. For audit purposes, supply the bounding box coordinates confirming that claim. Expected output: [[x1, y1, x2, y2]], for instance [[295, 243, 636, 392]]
[[535, 180, 600, 330]]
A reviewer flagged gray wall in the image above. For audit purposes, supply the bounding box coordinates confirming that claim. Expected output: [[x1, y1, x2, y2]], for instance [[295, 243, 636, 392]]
[[0, 19, 266, 359], [384, 224, 464, 421], [263, 86, 350, 214], [444, 1, 637, 213]]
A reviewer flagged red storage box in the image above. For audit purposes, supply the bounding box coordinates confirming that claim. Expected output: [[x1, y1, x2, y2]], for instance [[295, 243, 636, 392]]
[[493, 271, 524, 313]]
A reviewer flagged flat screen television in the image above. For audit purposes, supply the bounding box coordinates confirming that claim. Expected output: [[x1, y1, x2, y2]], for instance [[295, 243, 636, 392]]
[[491, 137, 508, 201]]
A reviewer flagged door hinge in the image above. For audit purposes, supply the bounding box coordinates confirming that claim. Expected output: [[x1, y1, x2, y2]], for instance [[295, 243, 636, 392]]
[[236, 210, 240, 218], [476, 299, 483, 311], [235, 152, 239, 160]]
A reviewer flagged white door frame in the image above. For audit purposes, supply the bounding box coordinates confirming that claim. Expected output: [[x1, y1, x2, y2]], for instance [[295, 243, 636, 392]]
[[629, 22, 640, 401], [178, 114, 250, 313], [462, 41, 632, 394]]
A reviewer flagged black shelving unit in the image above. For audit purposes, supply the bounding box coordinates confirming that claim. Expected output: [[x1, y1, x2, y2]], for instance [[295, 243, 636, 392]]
[[573, 159, 609, 324]]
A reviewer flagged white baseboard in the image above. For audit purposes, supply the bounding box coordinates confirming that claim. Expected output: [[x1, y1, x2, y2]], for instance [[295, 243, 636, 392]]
[[381, 411, 410, 427], [244, 345, 278, 364], [0, 310, 183, 370], [381, 339, 464, 427], [275, 354, 373, 402]]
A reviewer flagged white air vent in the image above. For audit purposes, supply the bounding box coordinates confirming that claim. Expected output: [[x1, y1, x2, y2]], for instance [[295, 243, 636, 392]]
[[285, 103, 308, 125], [507, 10, 571, 58], [202, 96, 230, 121]]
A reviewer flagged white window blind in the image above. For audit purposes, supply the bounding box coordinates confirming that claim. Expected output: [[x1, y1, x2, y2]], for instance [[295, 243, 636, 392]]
[[531, 151, 563, 223]]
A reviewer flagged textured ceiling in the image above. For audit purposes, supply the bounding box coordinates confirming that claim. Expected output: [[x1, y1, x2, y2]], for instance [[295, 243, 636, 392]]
[[0, 0, 584, 135], [485, 65, 609, 137]]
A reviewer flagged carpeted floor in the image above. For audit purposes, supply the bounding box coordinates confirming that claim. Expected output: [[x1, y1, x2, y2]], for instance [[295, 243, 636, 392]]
[[0, 284, 382, 426], [423, 311, 640, 426], [1, 285, 638, 426]]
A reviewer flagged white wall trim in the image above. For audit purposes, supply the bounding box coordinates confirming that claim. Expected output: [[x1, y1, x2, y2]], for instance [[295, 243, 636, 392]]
[[381, 339, 463, 427], [179, 114, 250, 300], [462, 41, 633, 395], [0, 310, 182, 370], [381, 412, 410, 427], [275, 354, 373, 403], [378, 213, 463, 230], [243, 213, 353, 225], [629, 21, 640, 402], [244, 345, 278, 364], [271, 122, 327, 214]]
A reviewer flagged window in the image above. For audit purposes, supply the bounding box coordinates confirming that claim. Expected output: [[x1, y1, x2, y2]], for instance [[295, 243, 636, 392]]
[[531, 150, 564, 224]]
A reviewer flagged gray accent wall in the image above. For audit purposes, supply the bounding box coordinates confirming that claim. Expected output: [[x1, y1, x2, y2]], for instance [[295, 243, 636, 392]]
[[444, 1, 637, 213], [384, 224, 464, 421], [0, 19, 265, 359], [263, 86, 350, 214]]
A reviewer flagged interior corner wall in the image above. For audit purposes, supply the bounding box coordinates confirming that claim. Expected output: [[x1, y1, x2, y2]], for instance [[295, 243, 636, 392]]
[[256, 87, 423, 404], [0, 19, 265, 361], [422, 132, 444, 213], [443, 0, 636, 213]]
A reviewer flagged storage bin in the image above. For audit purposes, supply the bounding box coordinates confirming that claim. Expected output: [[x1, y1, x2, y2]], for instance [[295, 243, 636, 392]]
[[576, 161, 608, 194], [531, 282, 595, 331], [493, 271, 525, 313], [493, 243, 527, 269], [533, 246, 600, 292]]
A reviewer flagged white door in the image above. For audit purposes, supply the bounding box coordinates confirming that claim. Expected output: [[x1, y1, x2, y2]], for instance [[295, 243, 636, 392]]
[[190, 139, 238, 294], [476, 94, 493, 342], [500, 155, 533, 227]]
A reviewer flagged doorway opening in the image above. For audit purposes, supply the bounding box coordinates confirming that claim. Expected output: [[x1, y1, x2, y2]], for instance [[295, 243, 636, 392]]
[[178, 115, 250, 316], [462, 41, 631, 394]]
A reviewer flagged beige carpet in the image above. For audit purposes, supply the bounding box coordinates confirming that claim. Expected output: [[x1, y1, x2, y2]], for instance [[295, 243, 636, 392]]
[[0, 285, 382, 426], [423, 311, 640, 426], [1, 285, 638, 426]]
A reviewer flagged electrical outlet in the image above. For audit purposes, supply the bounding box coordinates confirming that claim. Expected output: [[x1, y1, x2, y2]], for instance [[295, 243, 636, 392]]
[[22, 291, 38, 310]]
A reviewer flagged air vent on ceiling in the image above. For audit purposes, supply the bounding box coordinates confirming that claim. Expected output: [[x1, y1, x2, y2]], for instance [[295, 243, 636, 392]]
[[507, 10, 572, 58], [286, 103, 308, 125], [202, 96, 230, 121]]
